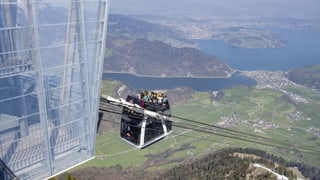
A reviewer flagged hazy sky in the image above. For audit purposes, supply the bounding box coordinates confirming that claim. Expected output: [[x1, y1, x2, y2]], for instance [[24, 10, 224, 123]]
[[110, 0, 320, 18]]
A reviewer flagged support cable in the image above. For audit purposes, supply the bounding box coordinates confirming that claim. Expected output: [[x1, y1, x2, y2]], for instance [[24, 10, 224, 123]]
[[99, 106, 320, 156]]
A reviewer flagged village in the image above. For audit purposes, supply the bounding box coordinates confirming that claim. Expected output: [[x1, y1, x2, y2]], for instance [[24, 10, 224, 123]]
[[215, 70, 312, 131]]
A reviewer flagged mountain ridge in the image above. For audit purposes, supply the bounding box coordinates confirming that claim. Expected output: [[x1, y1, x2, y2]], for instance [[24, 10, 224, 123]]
[[104, 38, 233, 77], [104, 14, 234, 78]]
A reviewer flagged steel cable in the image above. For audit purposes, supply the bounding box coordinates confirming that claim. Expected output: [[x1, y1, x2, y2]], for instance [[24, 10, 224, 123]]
[[99, 101, 320, 156]]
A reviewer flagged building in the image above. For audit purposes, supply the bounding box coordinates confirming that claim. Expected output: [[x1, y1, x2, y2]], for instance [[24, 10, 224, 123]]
[[0, 0, 109, 179]]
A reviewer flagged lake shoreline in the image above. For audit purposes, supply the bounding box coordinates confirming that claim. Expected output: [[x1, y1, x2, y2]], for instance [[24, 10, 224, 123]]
[[103, 69, 238, 79], [102, 71, 256, 91]]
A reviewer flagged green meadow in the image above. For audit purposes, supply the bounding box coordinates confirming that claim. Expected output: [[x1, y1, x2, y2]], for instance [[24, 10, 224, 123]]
[[75, 81, 320, 171]]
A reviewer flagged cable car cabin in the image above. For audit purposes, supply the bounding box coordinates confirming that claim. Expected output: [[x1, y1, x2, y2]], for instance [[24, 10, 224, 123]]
[[120, 91, 172, 148]]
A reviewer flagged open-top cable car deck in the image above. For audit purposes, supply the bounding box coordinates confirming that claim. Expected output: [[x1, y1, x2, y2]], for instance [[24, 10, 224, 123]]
[[102, 91, 172, 148]]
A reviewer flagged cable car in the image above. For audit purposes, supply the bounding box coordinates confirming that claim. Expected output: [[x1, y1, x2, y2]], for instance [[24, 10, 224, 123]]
[[120, 91, 172, 148]]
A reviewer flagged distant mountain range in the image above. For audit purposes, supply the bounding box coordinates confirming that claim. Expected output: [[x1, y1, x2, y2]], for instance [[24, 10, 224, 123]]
[[104, 14, 233, 78], [107, 14, 193, 48], [287, 64, 320, 90]]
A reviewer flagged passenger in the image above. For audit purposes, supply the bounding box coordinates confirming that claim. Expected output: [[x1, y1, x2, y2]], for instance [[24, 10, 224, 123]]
[[157, 93, 163, 104], [140, 100, 145, 108], [163, 95, 168, 104], [156, 92, 162, 99], [147, 91, 153, 102], [142, 90, 148, 101], [154, 92, 159, 102]]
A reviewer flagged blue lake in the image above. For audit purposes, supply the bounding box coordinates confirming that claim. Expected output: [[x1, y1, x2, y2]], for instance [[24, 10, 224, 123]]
[[103, 72, 256, 91], [104, 29, 320, 91], [195, 29, 320, 71]]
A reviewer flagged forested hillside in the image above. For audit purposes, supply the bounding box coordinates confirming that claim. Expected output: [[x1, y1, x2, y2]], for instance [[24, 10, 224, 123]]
[[61, 148, 320, 179], [104, 14, 234, 78], [156, 148, 320, 179], [104, 37, 233, 77], [287, 64, 320, 90]]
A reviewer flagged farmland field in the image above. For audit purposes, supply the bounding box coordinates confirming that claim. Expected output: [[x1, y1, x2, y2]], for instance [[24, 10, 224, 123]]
[[74, 81, 320, 172]]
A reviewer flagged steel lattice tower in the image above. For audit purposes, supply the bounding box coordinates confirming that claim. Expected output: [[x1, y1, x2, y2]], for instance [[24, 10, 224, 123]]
[[0, 0, 109, 179]]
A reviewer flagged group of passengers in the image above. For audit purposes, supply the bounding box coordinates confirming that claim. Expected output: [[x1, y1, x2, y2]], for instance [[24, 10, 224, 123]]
[[140, 90, 168, 104], [122, 90, 170, 113]]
